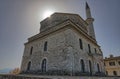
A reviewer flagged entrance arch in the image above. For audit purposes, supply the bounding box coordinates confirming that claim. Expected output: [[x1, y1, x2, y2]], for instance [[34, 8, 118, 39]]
[[27, 61, 31, 71], [41, 59, 47, 72], [81, 59, 85, 72], [97, 63, 100, 72], [89, 60, 92, 75]]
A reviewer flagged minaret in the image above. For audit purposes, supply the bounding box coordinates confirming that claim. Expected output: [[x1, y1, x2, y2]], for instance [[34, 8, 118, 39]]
[[86, 2, 96, 39]]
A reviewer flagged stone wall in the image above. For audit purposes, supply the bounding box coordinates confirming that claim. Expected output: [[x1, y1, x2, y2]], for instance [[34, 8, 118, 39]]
[[21, 28, 73, 73], [69, 28, 105, 74], [0, 74, 120, 79], [21, 27, 105, 76], [40, 13, 88, 33]]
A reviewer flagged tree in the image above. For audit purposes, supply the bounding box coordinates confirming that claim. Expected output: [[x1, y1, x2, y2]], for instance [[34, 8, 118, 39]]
[[9, 68, 20, 75]]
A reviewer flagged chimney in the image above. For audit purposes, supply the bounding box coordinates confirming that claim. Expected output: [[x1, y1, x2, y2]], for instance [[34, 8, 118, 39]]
[[110, 54, 113, 58], [105, 57, 107, 59]]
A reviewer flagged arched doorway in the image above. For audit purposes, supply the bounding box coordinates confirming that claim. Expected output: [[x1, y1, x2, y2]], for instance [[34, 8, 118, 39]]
[[81, 59, 85, 72], [89, 60, 92, 75], [97, 63, 100, 72], [41, 59, 47, 72], [27, 61, 31, 71]]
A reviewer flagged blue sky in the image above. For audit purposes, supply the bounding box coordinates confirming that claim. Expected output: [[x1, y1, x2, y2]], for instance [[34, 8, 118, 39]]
[[0, 0, 120, 70]]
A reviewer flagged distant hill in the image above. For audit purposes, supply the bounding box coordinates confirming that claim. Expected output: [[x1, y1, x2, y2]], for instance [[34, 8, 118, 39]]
[[0, 68, 13, 74]]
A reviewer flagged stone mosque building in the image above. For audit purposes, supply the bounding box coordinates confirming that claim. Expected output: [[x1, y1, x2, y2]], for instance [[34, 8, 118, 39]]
[[21, 3, 105, 76]]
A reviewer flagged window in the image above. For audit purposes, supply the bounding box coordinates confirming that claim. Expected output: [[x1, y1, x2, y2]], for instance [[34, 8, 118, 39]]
[[79, 39, 83, 49], [27, 61, 31, 71], [44, 41, 47, 51], [109, 62, 115, 66], [81, 59, 85, 72], [106, 71, 108, 75], [88, 44, 91, 53], [94, 48, 97, 53], [30, 46, 33, 55], [104, 62, 106, 66], [41, 59, 47, 72], [118, 61, 120, 65], [113, 71, 117, 76]]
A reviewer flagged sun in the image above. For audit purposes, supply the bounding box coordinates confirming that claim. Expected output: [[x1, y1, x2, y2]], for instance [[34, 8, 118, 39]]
[[43, 10, 54, 19]]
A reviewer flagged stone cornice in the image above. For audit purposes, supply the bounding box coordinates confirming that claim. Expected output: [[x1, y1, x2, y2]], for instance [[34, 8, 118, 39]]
[[25, 19, 99, 47], [27, 19, 72, 42]]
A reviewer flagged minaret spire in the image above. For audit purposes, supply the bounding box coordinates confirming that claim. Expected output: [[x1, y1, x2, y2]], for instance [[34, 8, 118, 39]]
[[86, 2, 90, 9], [86, 2, 96, 39], [86, 2, 92, 18]]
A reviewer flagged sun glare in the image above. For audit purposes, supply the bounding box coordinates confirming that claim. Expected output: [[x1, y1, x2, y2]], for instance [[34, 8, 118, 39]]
[[43, 10, 54, 19]]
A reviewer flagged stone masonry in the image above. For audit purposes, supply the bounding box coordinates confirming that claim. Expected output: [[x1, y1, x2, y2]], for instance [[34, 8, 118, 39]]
[[20, 3, 105, 76]]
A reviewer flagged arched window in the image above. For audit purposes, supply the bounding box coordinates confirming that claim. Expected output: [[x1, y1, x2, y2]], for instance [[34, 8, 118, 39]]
[[88, 44, 91, 53], [94, 48, 97, 53], [44, 41, 47, 51], [30, 46, 33, 55], [81, 59, 85, 72], [97, 63, 100, 72], [89, 60, 92, 75], [79, 39, 83, 49], [113, 71, 117, 76], [27, 61, 31, 71], [41, 59, 47, 72]]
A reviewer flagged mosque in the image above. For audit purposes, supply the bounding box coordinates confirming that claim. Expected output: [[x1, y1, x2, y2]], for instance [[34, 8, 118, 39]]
[[20, 2, 105, 76]]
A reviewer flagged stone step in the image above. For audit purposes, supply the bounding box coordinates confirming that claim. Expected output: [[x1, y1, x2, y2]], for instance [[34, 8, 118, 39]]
[[0, 74, 120, 79]]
